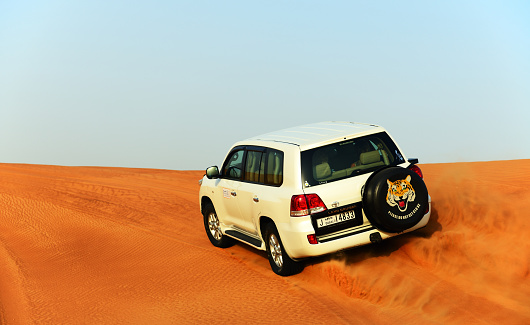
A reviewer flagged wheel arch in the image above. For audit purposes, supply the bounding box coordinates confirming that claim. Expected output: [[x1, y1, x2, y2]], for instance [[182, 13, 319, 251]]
[[259, 216, 274, 240], [200, 196, 214, 215]]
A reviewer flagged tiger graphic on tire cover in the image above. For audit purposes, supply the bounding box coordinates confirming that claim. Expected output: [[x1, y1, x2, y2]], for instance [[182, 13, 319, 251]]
[[386, 175, 416, 212]]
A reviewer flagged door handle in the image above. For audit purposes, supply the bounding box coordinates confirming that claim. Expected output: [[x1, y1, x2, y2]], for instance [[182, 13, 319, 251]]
[[253, 197, 259, 202], [231, 191, 237, 197]]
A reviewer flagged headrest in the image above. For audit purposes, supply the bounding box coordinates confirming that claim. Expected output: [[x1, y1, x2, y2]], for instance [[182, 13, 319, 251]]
[[360, 151, 381, 165], [314, 163, 332, 180]]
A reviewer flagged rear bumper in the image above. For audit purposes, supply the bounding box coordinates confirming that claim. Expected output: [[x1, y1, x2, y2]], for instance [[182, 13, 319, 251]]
[[278, 201, 431, 260]]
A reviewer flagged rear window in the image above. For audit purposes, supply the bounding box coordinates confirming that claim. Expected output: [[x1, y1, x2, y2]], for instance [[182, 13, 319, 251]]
[[301, 132, 405, 187]]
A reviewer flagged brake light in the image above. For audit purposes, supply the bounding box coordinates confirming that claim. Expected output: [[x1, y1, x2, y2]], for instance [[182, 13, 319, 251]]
[[291, 195, 309, 216], [306, 194, 327, 214], [290, 194, 327, 217], [409, 165, 424, 179]]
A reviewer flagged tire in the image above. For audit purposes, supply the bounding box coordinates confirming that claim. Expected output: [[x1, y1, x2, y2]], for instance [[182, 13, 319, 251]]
[[203, 203, 234, 248], [362, 166, 429, 233], [264, 223, 302, 276]]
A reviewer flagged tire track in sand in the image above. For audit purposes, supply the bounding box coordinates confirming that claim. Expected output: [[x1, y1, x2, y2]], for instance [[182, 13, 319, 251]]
[[0, 164, 354, 324], [1, 162, 529, 324]]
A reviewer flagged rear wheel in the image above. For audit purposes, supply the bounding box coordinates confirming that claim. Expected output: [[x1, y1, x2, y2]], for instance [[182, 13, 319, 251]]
[[203, 203, 234, 248], [264, 223, 302, 276]]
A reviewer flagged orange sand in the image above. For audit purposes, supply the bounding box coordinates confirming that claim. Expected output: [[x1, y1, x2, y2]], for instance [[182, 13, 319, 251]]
[[0, 160, 529, 324]]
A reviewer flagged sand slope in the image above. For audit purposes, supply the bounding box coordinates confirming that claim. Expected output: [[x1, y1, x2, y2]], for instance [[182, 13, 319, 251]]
[[0, 160, 529, 324]]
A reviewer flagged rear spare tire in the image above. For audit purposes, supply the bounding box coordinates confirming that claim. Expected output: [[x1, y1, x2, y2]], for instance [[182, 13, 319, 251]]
[[362, 167, 428, 233]]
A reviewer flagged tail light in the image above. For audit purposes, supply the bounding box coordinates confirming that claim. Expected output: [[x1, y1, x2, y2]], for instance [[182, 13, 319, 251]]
[[290, 194, 327, 217], [408, 164, 429, 215], [409, 164, 423, 179]]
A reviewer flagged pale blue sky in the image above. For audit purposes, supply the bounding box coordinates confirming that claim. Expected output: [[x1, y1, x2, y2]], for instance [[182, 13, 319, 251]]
[[1, 1, 529, 170]]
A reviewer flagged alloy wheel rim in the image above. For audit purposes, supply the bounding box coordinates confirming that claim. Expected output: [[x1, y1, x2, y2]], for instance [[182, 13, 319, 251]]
[[269, 234, 283, 268], [208, 213, 222, 240]]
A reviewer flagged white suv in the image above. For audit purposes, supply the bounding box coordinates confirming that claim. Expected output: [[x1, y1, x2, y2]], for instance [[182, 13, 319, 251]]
[[199, 121, 431, 276]]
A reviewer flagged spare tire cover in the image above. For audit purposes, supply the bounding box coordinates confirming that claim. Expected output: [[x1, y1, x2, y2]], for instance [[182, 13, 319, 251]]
[[362, 166, 428, 233]]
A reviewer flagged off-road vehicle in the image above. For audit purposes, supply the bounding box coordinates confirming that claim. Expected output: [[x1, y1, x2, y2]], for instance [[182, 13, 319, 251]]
[[199, 121, 431, 276]]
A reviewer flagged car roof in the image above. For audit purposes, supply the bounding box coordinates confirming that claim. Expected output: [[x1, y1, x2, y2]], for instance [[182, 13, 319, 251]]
[[245, 121, 385, 149]]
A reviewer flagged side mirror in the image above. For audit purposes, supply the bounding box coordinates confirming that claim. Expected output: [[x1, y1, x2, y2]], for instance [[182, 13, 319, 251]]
[[206, 166, 220, 179]]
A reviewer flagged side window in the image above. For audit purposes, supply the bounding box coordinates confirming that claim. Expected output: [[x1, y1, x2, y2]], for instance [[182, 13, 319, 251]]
[[264, 150, 284, 186], [244, 151, 264, 182], [222, 149, 244, 179]]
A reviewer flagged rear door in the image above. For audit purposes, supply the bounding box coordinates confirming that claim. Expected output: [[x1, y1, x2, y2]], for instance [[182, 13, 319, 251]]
[[235, 148, 284, 234]]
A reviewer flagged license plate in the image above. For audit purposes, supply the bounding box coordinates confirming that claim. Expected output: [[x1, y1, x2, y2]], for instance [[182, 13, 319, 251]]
[[317, 210, 356, 228]]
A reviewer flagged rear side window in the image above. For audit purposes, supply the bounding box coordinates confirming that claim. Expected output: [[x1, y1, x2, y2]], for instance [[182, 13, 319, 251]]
[[244, 150, 264, 183], [301, 132, 404, 187], [264, 150, 284, 186], [242, 148, 284, 186]]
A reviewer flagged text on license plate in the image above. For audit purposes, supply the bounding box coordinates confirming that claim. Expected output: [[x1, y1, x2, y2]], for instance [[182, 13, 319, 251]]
[[317, 210, 356, 228]]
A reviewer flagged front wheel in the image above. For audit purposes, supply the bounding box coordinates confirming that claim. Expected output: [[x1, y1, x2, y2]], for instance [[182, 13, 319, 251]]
[[264, 223, 302, 276], [203, 203, 234, 248]]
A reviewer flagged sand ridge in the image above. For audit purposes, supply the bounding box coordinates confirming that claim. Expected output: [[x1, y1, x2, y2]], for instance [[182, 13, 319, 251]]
[[0, 160, 529, 324]]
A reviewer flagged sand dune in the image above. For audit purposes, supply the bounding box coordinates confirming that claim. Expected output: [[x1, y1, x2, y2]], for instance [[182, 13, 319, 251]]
[[0, 160, 529, 324]]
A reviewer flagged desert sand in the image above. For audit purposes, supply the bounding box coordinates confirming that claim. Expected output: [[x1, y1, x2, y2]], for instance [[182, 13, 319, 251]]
[[0, 160, 529, 324]]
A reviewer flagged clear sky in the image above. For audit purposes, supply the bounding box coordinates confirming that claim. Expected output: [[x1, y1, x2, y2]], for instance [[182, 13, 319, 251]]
[[1, 1, 529, 170]]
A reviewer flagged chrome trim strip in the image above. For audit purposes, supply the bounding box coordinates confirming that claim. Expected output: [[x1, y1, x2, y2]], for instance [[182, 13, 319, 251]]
[[317, 225, 376, 243]]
